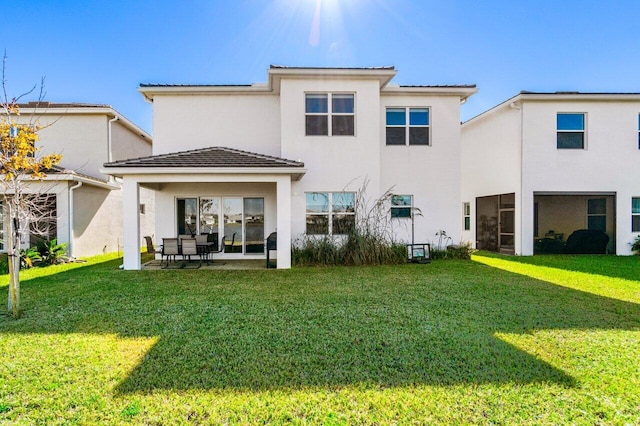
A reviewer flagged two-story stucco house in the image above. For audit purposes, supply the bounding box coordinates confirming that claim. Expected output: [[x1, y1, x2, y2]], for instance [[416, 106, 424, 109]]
[[3, 102, 153, 257], [461, 92, 640, 256], [103, 66, 476, 269]]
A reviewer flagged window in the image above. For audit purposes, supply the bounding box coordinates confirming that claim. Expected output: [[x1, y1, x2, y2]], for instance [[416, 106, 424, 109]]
[[633, 197, 640, 232], [391, 195, 412, 218], [557, 113, 585, 149], [386, 107, 430, 146], [139, 204, 146, 215], [305, 93, 354, 136], [306, 192, 355, 235], [587, 198, 606, 232], [463, 202, 471, 230]]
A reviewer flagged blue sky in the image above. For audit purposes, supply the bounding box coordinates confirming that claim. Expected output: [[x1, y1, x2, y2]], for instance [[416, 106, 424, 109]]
[[3, 0, 640, 133]]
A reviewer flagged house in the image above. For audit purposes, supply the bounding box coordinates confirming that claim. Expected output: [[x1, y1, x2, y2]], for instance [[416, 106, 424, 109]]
[[461, 92, 640, 256], [2, 102, 153, 257], [103, 66, 477, 269]]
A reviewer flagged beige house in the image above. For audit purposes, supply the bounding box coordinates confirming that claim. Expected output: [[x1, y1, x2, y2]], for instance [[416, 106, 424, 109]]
[[2, 102, 153, 257]]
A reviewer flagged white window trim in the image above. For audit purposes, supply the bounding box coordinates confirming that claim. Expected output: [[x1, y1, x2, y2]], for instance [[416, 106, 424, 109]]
[[632, 196, 640, 233], [463, 202, 471, 231], [305, 92, 356, 137], [586, 198, 606, 231], [305, 192, 356, 235], [557, 112, 587, 149], [390, 194, 413, 219], [386, 107, 431, 146]]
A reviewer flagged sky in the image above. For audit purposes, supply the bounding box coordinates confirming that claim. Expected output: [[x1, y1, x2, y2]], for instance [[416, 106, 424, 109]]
[[2, 0, 640, 134]]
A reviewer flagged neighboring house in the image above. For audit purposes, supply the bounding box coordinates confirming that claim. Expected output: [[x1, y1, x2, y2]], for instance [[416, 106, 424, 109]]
[[461, 92, 640, 256], [2, 102, 153, 257], [103, 66, 476, 269]]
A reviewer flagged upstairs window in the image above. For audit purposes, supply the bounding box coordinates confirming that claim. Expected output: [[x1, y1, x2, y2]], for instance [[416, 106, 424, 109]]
[[306, 192, 355, 235], [557, 113, 585, 149], [386, 108, 430, 146], [305, 93, 354, 136], [391, 195, 412, 218], [632, 197, 640, 232]]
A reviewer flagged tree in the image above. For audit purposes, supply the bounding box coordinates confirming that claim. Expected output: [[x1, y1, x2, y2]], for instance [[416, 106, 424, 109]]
[[1, 52, 62, 318]]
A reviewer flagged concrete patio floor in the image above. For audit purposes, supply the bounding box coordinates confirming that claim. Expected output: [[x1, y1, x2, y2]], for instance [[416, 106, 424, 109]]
[[142, 258, 269, 270]]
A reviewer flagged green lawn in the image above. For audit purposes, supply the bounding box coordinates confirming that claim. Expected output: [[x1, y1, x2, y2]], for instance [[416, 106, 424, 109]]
[[0, 253, 639, 424]]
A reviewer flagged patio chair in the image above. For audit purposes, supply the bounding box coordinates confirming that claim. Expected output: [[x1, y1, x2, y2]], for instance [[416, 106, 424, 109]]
[[144, 236, 161, 254], [161, 238, 180, 268], [181, 237, 201, 269], [195, 234, 210, 263]]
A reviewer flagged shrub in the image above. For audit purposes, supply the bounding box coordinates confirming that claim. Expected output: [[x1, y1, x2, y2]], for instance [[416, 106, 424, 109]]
[[20, 246, 42, 269], [430, 242, 473, 260], [0, 253, 8, 275], [37, 239, 68, 266]]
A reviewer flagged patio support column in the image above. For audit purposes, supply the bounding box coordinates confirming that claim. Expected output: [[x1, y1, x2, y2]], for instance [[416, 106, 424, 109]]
[[276, 176, 292, 269], [122, 178, 141, 270]]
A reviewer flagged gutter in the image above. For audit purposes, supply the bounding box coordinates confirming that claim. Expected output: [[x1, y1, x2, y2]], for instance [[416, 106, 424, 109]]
[[68, 181, 83, 258], [107, 115, 118, 183]]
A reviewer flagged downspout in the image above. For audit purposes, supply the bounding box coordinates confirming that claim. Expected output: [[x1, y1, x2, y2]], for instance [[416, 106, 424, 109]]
[[69, 181, 83, 258], [107, 115, 118, 182]]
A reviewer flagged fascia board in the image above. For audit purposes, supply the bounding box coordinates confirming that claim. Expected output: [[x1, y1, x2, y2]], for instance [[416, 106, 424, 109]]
[[101, 167, 307, 181], [382, 86, 478, 100]]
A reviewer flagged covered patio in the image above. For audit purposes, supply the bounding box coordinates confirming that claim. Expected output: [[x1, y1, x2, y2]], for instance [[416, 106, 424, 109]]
[[103, 147, 305, 270]]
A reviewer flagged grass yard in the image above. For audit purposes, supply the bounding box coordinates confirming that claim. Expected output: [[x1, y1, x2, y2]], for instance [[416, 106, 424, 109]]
[[0, 253, 639, 424]]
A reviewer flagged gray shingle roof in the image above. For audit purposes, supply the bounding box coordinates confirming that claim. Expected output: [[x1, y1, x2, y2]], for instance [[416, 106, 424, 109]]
[[103, 147, 304, 168]]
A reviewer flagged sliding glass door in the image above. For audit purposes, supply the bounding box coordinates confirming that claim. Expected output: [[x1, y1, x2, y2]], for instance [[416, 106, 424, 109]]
[[244, 198, 264, 253], [177, 198, 198, 236], [223, 198, 243, 253], [178, 196, 265, 255]]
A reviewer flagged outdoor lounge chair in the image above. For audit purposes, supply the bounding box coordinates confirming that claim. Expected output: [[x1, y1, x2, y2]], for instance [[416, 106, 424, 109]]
[[161, 238, 180, 268]]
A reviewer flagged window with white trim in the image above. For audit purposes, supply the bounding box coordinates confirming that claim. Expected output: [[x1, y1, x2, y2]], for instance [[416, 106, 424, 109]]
[[386, 107, 430, 145], [390, 195, 412, 218], [305, 93, 355, 136], [557, 113, 585, 149], [632, 197, 640, 232], [306, 192, 356, 235], [587, 198, 606, 232], [463, 202, 471, 231]]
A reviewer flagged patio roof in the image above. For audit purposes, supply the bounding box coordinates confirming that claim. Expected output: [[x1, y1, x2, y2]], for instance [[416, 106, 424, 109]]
[[102, 147, 306, 180], [104, 146, 304, 168]]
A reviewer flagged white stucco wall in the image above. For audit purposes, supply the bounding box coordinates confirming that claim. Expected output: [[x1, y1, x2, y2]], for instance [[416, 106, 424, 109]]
[[280, 78, 383, 239], [462, 97, 640, 255], [33, 114, 110, 179], [380, 94, 464, 246], [111, 120, 152, 162], [151, 94, 281, 157], [521, 100, 640, 255], [461, 105, 522, 249]]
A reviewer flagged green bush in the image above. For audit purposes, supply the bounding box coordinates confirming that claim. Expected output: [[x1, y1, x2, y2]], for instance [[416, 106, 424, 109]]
[[20, 246, 42, 269], [292, 233, 407, 267], [430, 243, 474, 260], [631, 235, 640, 255], [0, 253, 8, 275], [37, 239, 68, 266]]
